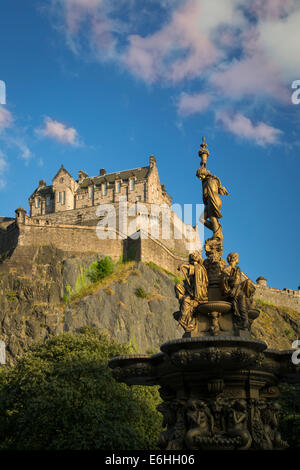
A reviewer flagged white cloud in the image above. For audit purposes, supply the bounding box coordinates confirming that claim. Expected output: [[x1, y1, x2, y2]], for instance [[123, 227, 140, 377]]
[[0, 106, 13, 131], [51, 0, 300, 145], [177, 92, 211, 116], [38, 117, 79, 145], [216, 110, 282, 146], [258, 6, 300, 81], [52, 0, 300, 90], [123, 0, 220, 83]]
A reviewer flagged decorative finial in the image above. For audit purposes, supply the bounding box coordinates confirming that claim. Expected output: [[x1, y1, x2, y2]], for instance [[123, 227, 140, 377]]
[[198, 136, 209, 169]]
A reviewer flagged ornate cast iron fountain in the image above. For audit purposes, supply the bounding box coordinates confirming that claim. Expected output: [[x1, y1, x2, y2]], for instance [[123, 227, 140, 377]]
[[109, 138, 300, 450]]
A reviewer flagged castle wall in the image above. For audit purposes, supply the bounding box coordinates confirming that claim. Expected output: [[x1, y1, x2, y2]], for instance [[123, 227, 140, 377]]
[[12, 219, 188, 274], [255, 284, 300, 312], [17, 223, 124, 262], [0, 222, 19, 260], [139, 234, 187, 274]]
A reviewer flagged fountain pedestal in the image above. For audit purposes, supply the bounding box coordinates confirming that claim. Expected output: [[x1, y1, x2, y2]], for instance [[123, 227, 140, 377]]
[[109, 337, 299, 450]]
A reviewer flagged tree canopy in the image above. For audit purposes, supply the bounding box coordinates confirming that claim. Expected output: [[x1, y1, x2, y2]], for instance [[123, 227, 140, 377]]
[[0, 328, 162, 450]]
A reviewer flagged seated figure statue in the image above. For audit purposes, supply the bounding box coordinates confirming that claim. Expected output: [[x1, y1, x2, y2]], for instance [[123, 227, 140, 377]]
[[174, 252, 208, 333], [221, 253, 255, 330]]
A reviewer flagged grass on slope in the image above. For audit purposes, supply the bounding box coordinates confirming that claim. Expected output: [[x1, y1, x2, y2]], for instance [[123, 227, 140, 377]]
[[65, 261, 138, 304]]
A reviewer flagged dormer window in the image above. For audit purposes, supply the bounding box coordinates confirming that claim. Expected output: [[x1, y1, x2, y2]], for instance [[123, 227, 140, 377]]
[[35, 198, 40, 208], [60, 177, 64, 183], [129, 178, 135, 191]]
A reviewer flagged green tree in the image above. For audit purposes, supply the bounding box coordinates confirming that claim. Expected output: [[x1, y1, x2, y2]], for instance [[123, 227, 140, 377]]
[[87, 256, 115, 283], [0, 328, 162, 450]]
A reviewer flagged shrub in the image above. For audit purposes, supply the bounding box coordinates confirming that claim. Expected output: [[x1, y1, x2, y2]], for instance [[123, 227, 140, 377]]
[[135, 287, 148, 299], [87, 256, 115, 283]]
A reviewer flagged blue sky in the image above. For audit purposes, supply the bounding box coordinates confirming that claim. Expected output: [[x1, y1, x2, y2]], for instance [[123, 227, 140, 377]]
[[0, 0, 300, 290]]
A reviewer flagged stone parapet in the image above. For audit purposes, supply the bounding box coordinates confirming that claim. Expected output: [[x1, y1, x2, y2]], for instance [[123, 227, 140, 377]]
[[255, 284, 300, 312]]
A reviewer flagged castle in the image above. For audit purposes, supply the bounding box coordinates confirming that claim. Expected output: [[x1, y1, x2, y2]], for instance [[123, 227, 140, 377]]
[[0, 155, 299, 312], [0, 155, 201, 274]]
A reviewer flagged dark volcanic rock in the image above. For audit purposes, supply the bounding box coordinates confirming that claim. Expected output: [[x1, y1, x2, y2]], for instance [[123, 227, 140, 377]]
[[0, 246, 299, 364], [63, 263, 181, 353]]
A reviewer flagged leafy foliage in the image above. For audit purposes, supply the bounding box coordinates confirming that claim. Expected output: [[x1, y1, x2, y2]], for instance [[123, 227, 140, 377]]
[[0, 328, 162, 450], [87, 256, 115, 283]]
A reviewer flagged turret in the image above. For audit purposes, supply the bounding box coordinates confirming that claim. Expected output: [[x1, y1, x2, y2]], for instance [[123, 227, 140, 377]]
[[256, 276, 267, 287], [15, 206, 27, 225]]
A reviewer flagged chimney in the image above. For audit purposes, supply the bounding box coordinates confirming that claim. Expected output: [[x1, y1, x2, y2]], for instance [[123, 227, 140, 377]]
[[149, 155, 156, 169], [39, 179, 46, 187], [100, 168, 106, 176], [78, 170, 88, 183]]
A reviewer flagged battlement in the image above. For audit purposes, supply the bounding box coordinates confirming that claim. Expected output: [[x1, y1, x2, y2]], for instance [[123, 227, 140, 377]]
[[255, 276, 300, 312]]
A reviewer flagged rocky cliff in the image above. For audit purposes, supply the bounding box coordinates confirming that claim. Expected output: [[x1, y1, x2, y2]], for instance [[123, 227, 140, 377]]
[[0, 246, 299, 364]]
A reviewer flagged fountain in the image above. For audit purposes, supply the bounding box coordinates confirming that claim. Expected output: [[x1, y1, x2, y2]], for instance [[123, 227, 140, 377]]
[[109, 138, 300, 450]]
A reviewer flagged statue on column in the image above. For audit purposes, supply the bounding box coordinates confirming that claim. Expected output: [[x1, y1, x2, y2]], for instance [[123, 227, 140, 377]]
[[196, 168, 229, 241], [174, 252, 208, 333], [197, 137, 228, 242]]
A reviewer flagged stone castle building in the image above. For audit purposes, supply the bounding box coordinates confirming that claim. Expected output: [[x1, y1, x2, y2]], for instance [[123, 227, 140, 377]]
[[0, 156, 201, 274], [28, 156, 171, 218]]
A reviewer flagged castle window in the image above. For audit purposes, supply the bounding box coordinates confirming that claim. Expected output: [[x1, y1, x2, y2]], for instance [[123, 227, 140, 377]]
[[62, 191, 65, 205], [129, 179, 135, 191], [57, 192, 61, 203], [102, 183, 107, 196], [60, 177, 64, 183], [115, 181, 121, 193], [89, 186, 94, 199], [46, 196, 51, 206]]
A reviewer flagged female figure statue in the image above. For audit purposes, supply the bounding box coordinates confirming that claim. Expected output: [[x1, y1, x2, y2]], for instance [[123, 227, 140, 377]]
[[174, 252, 208, 333], [196, 168, 229, 241]]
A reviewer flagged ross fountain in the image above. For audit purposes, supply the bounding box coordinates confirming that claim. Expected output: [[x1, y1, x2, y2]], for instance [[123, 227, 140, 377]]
[[109, 138, 300, 450]]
